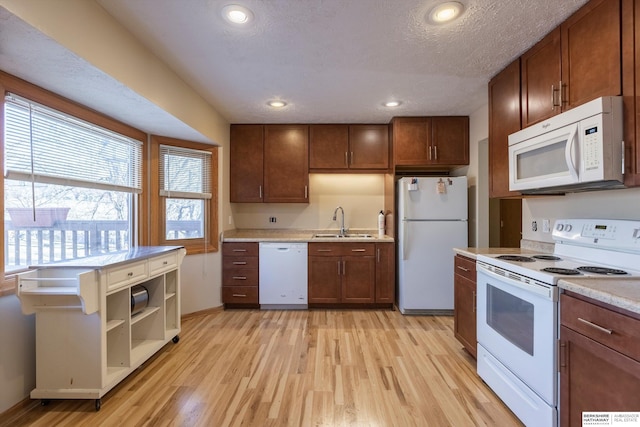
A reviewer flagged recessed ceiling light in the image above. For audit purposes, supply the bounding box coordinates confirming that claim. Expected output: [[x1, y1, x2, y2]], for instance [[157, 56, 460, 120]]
[[428, 2, 465, 24], [267, 100, 287, 108], [384, 101, 402, 108], [222, 4, 253, 25]]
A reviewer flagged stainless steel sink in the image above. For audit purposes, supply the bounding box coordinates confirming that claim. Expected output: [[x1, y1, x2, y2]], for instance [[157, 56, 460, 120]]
[[313, 233, 374, 239]]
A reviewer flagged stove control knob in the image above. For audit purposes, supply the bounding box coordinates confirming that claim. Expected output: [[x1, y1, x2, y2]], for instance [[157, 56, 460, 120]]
[[557, 224, 564, 231], [565, 224, 572, 232]]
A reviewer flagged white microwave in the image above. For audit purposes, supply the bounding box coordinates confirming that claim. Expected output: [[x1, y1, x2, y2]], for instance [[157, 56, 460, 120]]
[[508, 96, 625, 194]]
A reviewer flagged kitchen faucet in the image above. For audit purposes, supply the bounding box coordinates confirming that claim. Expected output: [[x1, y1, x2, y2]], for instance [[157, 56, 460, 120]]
[[332, 206, 347, 236]]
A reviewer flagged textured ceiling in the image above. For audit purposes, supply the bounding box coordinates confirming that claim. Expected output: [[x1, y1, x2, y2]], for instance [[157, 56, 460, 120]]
[[95, 0, 590, 124], [0, 0, 590, 139]]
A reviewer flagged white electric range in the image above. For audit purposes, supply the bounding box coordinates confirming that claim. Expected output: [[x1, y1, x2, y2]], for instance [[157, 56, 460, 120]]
[[475, 219, 640, 427]]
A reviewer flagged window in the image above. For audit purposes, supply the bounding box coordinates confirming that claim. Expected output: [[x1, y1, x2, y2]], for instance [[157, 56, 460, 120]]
[[1, 73, 146, 295], [150, 136, 218, 254]]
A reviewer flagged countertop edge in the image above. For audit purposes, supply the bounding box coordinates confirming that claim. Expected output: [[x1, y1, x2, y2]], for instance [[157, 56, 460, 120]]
[[558, 278, 640, 315]]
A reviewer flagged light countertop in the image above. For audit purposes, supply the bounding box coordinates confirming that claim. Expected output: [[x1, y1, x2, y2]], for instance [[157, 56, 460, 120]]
[[222, 229, 394, 243], [453, 247, 539, 260]]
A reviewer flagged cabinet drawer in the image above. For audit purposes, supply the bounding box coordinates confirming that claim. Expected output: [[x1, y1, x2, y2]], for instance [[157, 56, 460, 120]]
[[149, 252, 178, 276], [309, 242, 375, 257], [222, 286, 258, 304], [454, 255, 476, 282], [223, 257, 258, 270], [223, 242, 259, 257], [107, 260, 147, 292], [561, 294, 640, 362], [223, 269, 259, 287]]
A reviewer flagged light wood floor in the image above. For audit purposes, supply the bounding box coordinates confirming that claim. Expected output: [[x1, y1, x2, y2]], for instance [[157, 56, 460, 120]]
[[2, 309, 522, 427]]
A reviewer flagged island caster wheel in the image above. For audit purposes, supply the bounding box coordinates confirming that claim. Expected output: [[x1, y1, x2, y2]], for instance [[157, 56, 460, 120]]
[[172, 335, 180, 343], [41, 399, 50, 406], [95, 399, 101, 411]]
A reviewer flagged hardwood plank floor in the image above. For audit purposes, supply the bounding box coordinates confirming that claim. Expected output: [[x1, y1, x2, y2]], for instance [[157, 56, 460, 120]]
[[2, 309, 522, 427]]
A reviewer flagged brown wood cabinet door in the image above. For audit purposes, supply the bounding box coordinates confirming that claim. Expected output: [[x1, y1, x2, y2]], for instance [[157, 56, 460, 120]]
[[430, 117, 469, 165], [349, 125, 389, 170], [561, 0, 621, 110], [488, 60, 522, 198], [392, 117, 431, 165], [308, 256, 342, 303], [521, 29, 562, 127], [560, 326, 640, 427], [230, 125, 264, 203], [309, 124, 349, 170], [453, 273, 476, 358], [375, 243, 395, 304], [341, 256, 375, 303], [263, 125, 309, 203]]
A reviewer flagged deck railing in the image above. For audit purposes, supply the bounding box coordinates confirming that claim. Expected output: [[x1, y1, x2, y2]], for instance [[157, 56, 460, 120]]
[[4, 219, 201, 270]]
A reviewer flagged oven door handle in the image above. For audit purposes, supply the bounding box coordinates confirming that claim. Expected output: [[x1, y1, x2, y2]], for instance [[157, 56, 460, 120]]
[[477, 263, 556, 300]]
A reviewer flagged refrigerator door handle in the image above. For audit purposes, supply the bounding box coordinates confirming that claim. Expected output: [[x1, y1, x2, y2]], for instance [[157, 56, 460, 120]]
[[402, 219, 409, 260]]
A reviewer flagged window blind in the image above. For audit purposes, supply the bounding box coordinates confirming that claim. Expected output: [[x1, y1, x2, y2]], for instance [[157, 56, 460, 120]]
[[159, 145, 212, 199], [4, 93, 143, 193]]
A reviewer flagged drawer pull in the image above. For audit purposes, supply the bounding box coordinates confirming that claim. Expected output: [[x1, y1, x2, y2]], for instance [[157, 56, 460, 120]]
[[233, 249, 247, 252], [232, 276, 247, 280], [351, 249, 366, 252], [457, 266, 470, 272], [577, 317, 613, 335], [232, 294, 247, 298], [232, 261, 247, 265], [317, 249, 333, 252]]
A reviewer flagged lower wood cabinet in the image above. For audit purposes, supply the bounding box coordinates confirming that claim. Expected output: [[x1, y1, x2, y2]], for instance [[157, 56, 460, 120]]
[[453, 255, 477, 358], [560, 292, 640, 426], [222, 242, 259, 308], [308, 242, 394, 307]]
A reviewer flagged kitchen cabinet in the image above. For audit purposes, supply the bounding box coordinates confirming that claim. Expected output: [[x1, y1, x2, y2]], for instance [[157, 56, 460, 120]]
[[309, 124, 389, 171], [453, 255, 476, 358], [15, 247, 185, 410], [222, 242, 259, 308], [230, 124, 309, 203], [308, 242, 376, 305], [374, 242, 395, 304], [391, 116, 469, 168], [560, 292, 640, 426], [488, 59, 522, 198], [624, 0, 640, 186], [520, 0, 622, 127]]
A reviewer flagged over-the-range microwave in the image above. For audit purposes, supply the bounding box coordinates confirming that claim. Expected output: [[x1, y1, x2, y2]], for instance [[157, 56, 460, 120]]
[[508, 96, 625, 194]]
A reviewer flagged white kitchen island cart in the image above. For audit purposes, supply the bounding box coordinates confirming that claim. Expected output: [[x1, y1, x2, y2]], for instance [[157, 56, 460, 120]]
[[16, 246, 186, 410]]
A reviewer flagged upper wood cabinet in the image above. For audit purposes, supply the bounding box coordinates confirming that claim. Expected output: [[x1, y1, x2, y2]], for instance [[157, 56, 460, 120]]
[[392, 116, 469, 167], [520, 0, 622, 127], [230, 125, 264, 203], [230, 124, 309, 203], [309, 124, 389, 171], [488, 59, 522, 198]]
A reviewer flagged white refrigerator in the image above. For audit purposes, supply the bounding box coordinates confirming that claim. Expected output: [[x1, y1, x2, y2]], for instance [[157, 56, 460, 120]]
[[397, 176, 468, 314]]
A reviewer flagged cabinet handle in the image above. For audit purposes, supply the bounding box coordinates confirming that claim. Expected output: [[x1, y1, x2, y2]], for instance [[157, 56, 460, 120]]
[[428, 145, 432, 160], [337, 261, 341, 276], [377, 248, 380, 263], [233, 249, 247, 252], [551, 84, 558, 110], [317, 249, 333, 252], [350, 151, 354, 165], [559, 340, 567, 370], [345, 152, 348, 166], [305, 185, 308, 199], [259, 185, 263, 199], [232, 294, 247, 298], [457, 266, 470, 272], [351, 249, 366, 252], [232, 276, 247, 280], [232, 261, 247, 265], [577, 317, 613, 335], [558, 80, 564, 108], [472, 291, 476, 313], [342, 260, 346, 276], [433, 145, 437, 160]]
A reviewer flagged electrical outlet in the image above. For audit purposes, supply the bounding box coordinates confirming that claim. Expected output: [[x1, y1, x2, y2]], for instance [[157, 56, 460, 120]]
[[269, 216, 277, 223], [542, 219, 550, 233], [228, 215, 233, 225], [531, 221, 538, 232]]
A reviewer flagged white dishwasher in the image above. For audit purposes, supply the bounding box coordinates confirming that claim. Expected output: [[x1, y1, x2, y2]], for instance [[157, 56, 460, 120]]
[[259, 242, 308, 309]]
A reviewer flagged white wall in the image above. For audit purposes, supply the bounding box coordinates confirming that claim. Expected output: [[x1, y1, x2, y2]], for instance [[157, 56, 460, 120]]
[[523, 187, 640, 243], [466, 104, 490, 247], [231, 174, 386, 230]]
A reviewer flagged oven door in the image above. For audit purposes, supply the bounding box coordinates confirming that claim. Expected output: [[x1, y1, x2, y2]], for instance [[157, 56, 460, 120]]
[[509, 122, 579, 192], [477, 263, 558, 405]]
